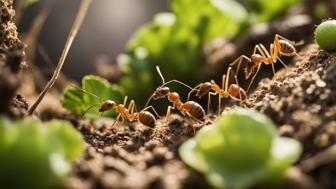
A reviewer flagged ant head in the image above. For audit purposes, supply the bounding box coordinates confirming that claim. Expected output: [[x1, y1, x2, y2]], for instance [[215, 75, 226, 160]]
[[196, 82, 212, 97], [99, 100, 116, 112], [153, 86, 170, 99]]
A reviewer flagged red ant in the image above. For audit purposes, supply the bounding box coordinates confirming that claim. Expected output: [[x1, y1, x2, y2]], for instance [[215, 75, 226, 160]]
[[230, 34, 302, 92], [145, 66, 205, 123], [73, 85, 160, 128], [187, 67, 246, 114]]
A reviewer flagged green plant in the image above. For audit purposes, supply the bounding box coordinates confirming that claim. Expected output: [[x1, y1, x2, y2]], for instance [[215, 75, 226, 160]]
[[118, 0, 302, 107], [315, 19, 336, 51], [179, 108, 302, 189], [61, 75, 124, 118], [247, 0, 302, 22], [0, 117, 84, 189]]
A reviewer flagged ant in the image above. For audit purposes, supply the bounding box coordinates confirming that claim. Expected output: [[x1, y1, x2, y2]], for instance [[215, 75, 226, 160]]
[[145, 66, 205, 123], [187, 67, 246, 114], [73, 85, 160, 128], [230, 34, 303, 92]]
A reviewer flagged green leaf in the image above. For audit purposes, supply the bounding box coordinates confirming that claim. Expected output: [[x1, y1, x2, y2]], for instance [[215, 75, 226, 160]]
[[179, 108, 302, 189], [61, 75, 125, 118], [120, 1, 249, 108], [0, 117, 84, 189], [171, 0, 248, 41], [247, 0, 302, 22], [47, 120, 85, 161], [123, 12, 203, 107]]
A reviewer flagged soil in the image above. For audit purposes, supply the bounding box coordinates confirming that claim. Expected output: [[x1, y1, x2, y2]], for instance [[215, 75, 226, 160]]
[[56, 44, 336, 189], [0, 0, 25, 116], [2, 0, 336, 189]]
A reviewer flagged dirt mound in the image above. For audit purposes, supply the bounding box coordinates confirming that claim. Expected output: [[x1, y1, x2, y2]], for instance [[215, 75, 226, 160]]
[[249, 44, 336, 188], [63, 44, 336, 189]]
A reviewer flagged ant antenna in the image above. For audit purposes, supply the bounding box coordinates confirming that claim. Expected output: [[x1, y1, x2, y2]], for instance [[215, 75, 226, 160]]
[[71, 84, 102, 118], [144, 94, 155, 108], [70, 84, 101, 101], [156, 66, 165, 84], [80, 104, 99, 117], [156, 65, 192, 89]]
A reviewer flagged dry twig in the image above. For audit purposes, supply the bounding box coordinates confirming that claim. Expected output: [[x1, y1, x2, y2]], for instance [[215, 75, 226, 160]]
[[28, 0, 92, 115]]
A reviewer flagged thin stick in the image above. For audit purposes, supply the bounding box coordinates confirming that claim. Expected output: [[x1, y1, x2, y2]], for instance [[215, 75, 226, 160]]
[[28, 0, 92, 115]]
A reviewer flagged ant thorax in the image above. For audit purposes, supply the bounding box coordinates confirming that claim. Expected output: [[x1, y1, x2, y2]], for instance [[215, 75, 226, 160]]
[[168, 92, 180, 102], [117, 104, 126, 113]]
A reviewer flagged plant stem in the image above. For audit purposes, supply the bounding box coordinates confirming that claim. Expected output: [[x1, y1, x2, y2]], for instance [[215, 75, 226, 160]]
[[28, 0, 92, 115]]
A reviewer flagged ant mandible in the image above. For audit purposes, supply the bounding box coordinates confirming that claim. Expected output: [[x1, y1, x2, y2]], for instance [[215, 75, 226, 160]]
[[187, 67, 246, 114], [230, 34, 303, 92], [145, 66, 205, 123], [73, 85, 160, 128]]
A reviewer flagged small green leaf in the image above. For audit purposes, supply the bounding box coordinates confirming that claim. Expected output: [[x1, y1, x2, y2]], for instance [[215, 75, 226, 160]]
[[179, 108, 302, 189], [0, 117, 84, 189], [171, 0, 248, 41], [61, 75, 125, 118], [47, 120, 84, 161]]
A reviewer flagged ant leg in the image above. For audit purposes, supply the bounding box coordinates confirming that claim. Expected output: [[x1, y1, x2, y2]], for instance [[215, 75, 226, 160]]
[[128, 100, 137, 114], [271, 61, 276, 75], [247, 63, 262, 93], [165, 106, 174, 125], [123, 96, 128, 106], [221, 73, 226, 90], [186, 112, 203, 124], [187, 84, 201, 101], [217, 94, 222, 115], [259, 43, 271, 58], [229, 55, 250, 74], [207, 91, 217, 114], [224, 66, 232, 93], [112, 114, 121, 127], [275, 34, 304, 46], [144, 94, 155, 108], [142, 105, 161, 118], [277, 57, 288, 68]]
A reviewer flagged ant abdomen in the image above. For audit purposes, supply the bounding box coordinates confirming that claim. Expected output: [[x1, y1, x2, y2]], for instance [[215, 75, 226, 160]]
[[183, 101, 205, 120], [228, 84, 247, 101], [279, 40, 296, 56], [138, 111, 156, 128]]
